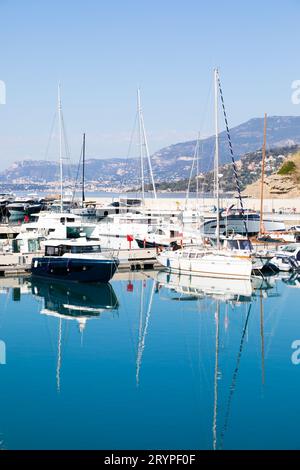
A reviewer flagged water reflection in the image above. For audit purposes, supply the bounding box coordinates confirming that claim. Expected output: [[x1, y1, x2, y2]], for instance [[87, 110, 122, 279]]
[[0, 270, 296, 449], [31, 279, 119, 325], [29, 279, 119, 393]]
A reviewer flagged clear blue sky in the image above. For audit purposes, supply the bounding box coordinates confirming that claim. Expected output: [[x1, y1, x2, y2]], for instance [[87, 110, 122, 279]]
[[0, 0, 299, 169]]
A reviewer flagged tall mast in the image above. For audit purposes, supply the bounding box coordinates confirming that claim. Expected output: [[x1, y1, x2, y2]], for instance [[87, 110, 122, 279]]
[[259, 114, 267, 235], [82, 133, 86, 205], [58, 84, 63, 213], [214, 69, 220, 249], [137, 89, 145, 204], [196, 132, 200, 204]]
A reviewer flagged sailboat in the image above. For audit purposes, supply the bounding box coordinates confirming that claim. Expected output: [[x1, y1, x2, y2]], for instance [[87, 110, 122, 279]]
[[156, 69, 252, 280]]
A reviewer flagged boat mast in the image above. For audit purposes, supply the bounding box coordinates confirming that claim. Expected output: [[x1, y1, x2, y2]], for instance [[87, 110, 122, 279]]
[[137, 88, 157, 203], [58, 84, 64, 213], [214, 69, 220, 249], [259, 114, 267, 235], [196, 132, 200, 205], [137, 89, 145, 204], [82, 133, 86, 206]]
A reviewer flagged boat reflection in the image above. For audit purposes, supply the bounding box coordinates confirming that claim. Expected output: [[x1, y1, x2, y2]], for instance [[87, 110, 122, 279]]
[[31, 279, 119, 393], [153, 270, 253, 303], [31, 278, 119, 324]]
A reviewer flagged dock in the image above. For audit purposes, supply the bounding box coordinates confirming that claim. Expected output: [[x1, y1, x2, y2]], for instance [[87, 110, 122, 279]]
[[0, 265, 31, 277]]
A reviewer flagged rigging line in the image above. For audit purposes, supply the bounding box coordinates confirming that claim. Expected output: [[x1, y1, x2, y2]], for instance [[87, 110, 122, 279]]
[[118, 111, 138, 196], [219, 303, 252, 450], [185, 135, 200, 210], [71, 143, 83, 204], [60, 113, 72, 183], [140, 110, 157, 199], [44, 112, 57, 162], [217, 72, 249, 241]]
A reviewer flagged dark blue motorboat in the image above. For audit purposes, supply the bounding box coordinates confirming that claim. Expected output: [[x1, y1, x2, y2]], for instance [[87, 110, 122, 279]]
[[31, 239, 119, 283]]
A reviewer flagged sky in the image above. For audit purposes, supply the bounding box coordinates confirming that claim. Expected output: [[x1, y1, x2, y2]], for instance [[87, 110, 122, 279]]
[[0, 0, 300, 170]]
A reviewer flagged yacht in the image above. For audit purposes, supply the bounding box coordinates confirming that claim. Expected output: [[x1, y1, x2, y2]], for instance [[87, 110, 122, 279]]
[[0, 193, 14, 219], [157, 246, 252, 280], [268, 244, 300, 272], [201, 207, 285, 236], [13, 211, 97, 254], [31, 238, 119, 282], [6, 197, 46, 219]]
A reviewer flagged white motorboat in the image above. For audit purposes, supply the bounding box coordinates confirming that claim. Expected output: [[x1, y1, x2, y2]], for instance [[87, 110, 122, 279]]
[[268, 243, 300, 272]]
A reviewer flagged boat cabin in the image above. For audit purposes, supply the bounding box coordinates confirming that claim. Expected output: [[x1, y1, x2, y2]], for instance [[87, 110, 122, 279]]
[[44, 240, 102, 257], [223, 237, 253, 252]]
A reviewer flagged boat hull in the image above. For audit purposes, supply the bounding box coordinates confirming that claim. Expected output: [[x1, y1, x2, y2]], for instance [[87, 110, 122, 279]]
[[31, 257, 119, 283], [157, 251, 252, 280]]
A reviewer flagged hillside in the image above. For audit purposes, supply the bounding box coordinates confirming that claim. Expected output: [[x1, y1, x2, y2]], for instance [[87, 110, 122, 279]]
[[155, 145, 300, 194], [1, 116, 300, 186], [243, 150, 300, 198]]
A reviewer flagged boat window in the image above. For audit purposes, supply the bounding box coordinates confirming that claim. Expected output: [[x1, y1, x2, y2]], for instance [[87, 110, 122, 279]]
[[70, 245, 101, 254], [239, 240, 252, 251], [45, 246, 60, 256], [282, 246, 296, 253], [66, 227, 81, 239], [66, 218, 75, 223], [227, 240, 239, 250], [60, 218, 66, 224], [190, 253, 197, 258]]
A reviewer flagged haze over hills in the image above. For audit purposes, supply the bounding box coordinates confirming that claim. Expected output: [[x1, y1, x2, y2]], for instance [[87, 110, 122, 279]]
[[1, 116, 300, 187]]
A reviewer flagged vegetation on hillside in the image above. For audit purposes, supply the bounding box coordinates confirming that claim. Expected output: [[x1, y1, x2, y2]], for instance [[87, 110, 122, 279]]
[[277, 160, 296, 175]]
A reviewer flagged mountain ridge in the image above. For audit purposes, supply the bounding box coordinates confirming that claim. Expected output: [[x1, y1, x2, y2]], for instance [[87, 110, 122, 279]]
[[1, 116, 300, 187]]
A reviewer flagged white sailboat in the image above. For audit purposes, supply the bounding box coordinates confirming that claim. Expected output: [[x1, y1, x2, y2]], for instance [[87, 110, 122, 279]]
[[156, 69, 252, 280]]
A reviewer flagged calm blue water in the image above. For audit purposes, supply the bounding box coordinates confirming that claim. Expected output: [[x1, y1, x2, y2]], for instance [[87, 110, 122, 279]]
[[0, 271, 299, 450]]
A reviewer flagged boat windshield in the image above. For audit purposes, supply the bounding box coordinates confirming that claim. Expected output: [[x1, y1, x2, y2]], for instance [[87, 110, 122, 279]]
[[239, 240, 252, 251], [226, 239, 252, 251], [281, 245, 297, 253]]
